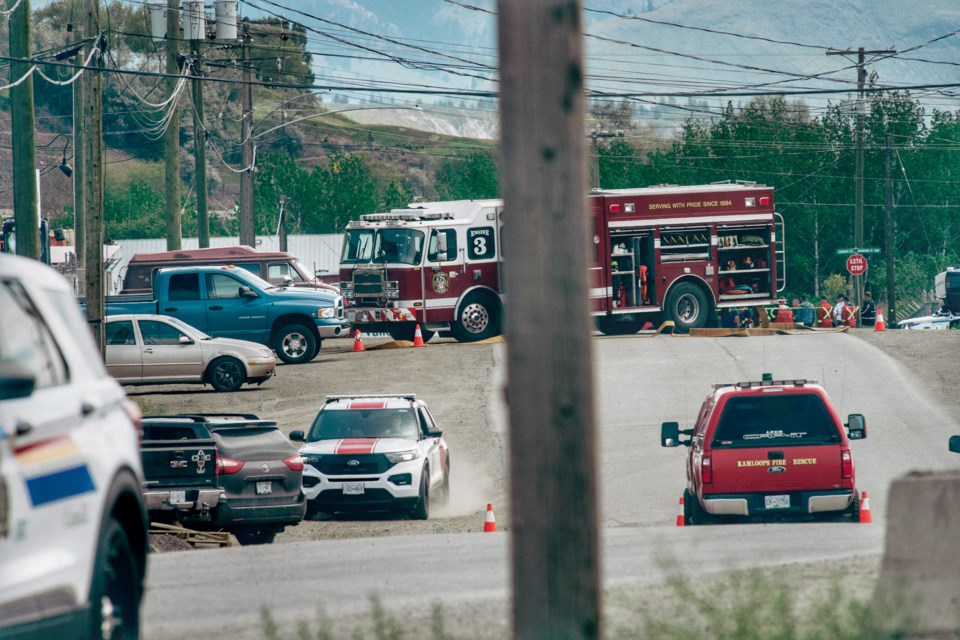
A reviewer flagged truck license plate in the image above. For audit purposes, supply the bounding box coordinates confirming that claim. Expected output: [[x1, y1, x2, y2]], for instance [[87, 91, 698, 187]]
[[765, 495, 790, 509], [256, 481, 272, 495], [343, 483, 364, 496], [169, 490, 186, 504]]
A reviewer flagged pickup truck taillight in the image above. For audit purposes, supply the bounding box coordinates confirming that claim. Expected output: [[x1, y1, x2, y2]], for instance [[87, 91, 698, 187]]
[[841, 448, 853, 479], [216, 454, 244, 475], [283, 455, 304, 472], [701, 452, 713, 484]]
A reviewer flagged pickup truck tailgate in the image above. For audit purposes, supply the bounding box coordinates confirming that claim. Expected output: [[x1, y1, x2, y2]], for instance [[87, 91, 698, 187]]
[[141, 425, 217, 489], [709, 444, 842, 493]]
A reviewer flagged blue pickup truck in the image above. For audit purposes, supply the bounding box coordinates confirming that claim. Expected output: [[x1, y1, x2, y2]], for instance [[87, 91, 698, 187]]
[[96, 265, 349, 364]]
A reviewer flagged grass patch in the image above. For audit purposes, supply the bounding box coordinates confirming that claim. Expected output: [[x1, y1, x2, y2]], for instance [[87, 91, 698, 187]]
[[259, 561, 917, 640], [260, 595, 455, 640], [609, 559, 919, 640]]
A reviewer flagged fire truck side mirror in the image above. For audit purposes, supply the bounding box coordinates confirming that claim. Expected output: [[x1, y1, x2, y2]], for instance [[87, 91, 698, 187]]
[[435, 233, 449, 261]]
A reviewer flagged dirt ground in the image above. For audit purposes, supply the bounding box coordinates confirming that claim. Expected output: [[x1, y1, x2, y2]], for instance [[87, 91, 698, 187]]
[[130, 328, 960, 547]]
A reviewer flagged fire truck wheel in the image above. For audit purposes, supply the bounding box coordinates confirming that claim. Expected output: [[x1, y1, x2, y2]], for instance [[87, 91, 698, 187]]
[[274, 323, 318, 364], [451, 294, 499, 342], [664, 282, 710, 333], [594, 316, 645, 336]]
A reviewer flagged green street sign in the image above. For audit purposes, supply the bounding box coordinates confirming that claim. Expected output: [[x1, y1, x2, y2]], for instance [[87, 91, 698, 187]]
[[836, 247, 882, 255]]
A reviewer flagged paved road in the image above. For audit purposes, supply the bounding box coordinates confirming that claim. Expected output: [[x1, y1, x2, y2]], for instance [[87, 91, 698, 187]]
[[142, 332, 959, 639]]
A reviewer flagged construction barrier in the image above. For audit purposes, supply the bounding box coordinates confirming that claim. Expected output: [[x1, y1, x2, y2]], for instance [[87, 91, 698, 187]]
[[875, 471, 960, 636]]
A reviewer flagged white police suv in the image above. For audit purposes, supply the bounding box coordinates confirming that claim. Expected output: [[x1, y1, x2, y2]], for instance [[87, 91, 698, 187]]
[[0, 254, 148, 639], [290, 394, 450, 520]]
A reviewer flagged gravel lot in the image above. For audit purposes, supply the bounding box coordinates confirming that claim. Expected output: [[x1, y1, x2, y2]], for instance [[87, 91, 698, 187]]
[[130, 335, 510, 543], [129, 327, 960, 546]]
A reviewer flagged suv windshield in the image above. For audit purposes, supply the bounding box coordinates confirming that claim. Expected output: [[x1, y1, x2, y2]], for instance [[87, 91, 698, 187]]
[[341, 229, 424, 266], [308, 408, 419, 441], [712, 394, 840, 448]]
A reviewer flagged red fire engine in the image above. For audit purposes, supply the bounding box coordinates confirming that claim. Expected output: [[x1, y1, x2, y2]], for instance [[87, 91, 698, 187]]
[[338, 182, 784, 341]]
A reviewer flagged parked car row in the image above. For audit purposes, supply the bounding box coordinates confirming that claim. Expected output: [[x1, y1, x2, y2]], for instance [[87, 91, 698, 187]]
[[0, 254, 452, 638]]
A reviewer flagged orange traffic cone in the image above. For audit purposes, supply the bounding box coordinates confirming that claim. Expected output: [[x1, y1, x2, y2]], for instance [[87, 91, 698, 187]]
[[676, 496, 685, 527], [874, 309, 886, 332], [859, 491, 873, 523], [413, 324, 427, 347], [483, 503, 497, 532], [352, 329, 365, 352]]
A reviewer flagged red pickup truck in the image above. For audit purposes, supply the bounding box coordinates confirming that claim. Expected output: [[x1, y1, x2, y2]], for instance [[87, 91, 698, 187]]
[[661, 374, 867, 525]]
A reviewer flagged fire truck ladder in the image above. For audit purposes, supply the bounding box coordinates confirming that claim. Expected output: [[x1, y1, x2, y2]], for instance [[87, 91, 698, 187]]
[[774, 212, 786, 292]]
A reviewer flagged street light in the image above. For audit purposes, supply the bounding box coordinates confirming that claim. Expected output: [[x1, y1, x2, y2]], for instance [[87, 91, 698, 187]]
[[41, 133, 73, 177]]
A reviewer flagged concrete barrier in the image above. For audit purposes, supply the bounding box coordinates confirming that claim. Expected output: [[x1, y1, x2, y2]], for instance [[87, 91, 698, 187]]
[[876, 470, 960, 635]]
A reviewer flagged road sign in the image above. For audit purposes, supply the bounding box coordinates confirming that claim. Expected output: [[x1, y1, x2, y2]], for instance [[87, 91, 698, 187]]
[[846, 253, 868, 276], [836, 247, 881, 255]]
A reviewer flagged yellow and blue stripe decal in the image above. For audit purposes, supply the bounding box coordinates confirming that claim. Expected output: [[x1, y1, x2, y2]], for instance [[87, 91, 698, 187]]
[[14, 435, 96, 507]]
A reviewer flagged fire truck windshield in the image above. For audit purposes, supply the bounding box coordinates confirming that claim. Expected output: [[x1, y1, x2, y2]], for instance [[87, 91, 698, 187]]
[[341, 228, 424, 266]]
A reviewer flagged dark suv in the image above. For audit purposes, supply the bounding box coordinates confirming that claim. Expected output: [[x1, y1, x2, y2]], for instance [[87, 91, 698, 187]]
[[141, 414, 306, 544]]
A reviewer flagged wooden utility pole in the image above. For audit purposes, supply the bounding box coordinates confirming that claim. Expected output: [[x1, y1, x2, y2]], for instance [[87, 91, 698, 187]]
[[498, 2, 601, 639], [73, 39, 87, 265], [239, 19, 255, 246], [191, 38, 210, 248], [9, 0, 40, 260], [164, 0, 181, 250], [83, 8, 105, 352], [885, 133, 896, 323], [827, 47, 894, 309]]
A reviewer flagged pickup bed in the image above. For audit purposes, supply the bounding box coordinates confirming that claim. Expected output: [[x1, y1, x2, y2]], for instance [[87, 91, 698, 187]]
[[90, 265, 350, 364], [141, 422, 221, 523]]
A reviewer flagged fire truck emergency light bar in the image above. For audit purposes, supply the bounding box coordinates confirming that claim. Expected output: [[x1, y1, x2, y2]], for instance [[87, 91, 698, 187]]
[[360, 211, 455, 222]]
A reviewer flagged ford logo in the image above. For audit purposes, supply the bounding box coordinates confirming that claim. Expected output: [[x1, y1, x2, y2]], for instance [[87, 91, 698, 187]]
[[347, 459, 360, 466], [768, 466, 786, 474]]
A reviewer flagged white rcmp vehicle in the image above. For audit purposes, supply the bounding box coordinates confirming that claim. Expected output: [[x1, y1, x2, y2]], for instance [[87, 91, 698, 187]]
[[290, 394, 450, 519], [0, 254, 148, 639]]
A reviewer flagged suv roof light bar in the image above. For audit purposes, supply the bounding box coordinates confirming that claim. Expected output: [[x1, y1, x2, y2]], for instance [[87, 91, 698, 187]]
[[142, 413, 277, 426], [325, 393, 417, 403], [711, 378, 815, 390]]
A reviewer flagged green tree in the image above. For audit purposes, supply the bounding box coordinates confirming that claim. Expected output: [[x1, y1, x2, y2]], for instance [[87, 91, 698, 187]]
[[104, 180, 165, 240], [435, 151, 498, 200]]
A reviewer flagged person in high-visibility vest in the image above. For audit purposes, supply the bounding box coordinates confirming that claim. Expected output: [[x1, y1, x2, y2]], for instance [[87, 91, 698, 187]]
[[842, 301, 858, 328], [816, 295, 833, 328]]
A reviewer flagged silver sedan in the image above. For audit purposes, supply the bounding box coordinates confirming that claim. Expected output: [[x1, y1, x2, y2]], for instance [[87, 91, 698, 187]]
[[105, 314, 276, 392]]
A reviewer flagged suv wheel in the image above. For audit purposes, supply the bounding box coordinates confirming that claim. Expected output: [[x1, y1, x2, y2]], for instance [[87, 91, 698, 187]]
[[234, 527, 279, 545], [208, 356, 246, 392], [410, 468, 430, 520], [90, 517, 141, 640]]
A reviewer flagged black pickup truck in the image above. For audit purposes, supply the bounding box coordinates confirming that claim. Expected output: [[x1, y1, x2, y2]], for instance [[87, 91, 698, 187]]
[[141, 414, 307, 545], [141, 422, 222, 524]]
